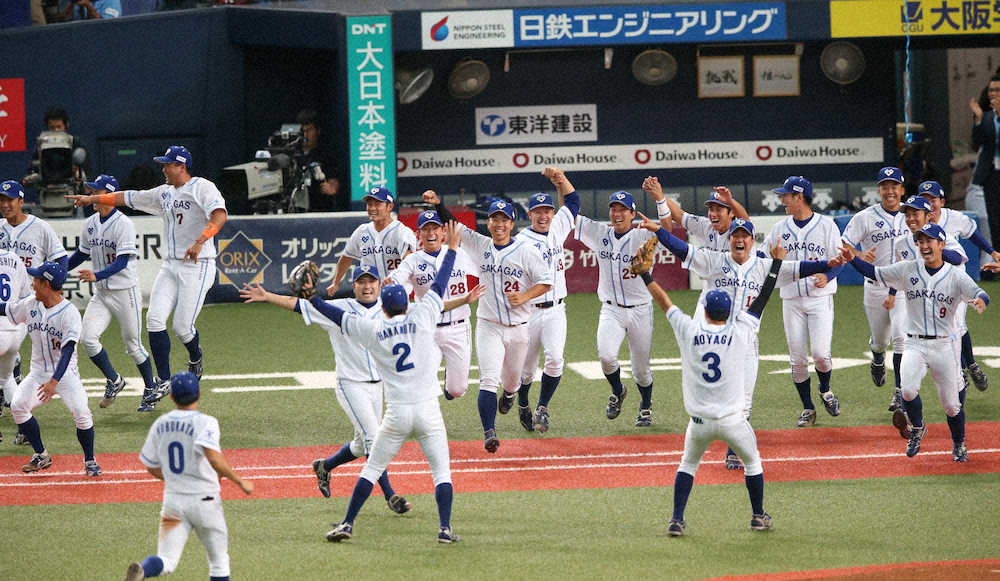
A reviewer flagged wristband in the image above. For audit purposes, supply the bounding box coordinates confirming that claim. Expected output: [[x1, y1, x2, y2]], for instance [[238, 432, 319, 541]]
[[655, 199, 670, 220], [198, 222, 221, 243], [640, 272, 653, 284], [96, 193, 117, 206]]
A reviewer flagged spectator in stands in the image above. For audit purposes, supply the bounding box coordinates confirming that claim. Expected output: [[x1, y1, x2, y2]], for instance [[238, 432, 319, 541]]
[[971, 74, 1000, 266], [297, 108, 345, 212], [54, 0, 120, 20]]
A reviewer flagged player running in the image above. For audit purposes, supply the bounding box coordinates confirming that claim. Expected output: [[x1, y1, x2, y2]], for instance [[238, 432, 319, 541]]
[[124, 372, 254, 581], [761, 176, 844, 428], [318, 222, 463, 544], [4, 261, 100, 476], [514, 167, 580, 433], [67, 146, 227, 409], [68, 174, 157, 410], [652, 178, 750, 250], [837, 223, 990, 461], [327, 186, 415, 295], [424, 191, 552, 453]]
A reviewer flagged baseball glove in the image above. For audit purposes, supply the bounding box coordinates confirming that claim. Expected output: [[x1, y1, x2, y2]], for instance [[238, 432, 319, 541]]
[[629, 237, 659, 275], [288, 260, 319, 299]]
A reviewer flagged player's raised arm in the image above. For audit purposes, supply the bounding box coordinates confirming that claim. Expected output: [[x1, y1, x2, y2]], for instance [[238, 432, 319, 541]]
[[543, 166, 580, 218], [66, 190, 125, 208], [428, 222, 460, 301], [239, 283, 298, 311], [641, 177, 675, 230], [713, 186, 749, 220], [636, 212, 691, 261], [444, 284, 485, 312], [643, 277, 673, 314], [746, 258, 783, 319]]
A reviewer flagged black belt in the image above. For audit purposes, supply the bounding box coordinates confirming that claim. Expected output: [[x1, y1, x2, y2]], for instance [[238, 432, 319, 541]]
[[908, 333, 946, 340], [535, 298, 565, 309], [605, 300, 639, 309], [201, 496, 215, 501], [437, 319, 467, 327]]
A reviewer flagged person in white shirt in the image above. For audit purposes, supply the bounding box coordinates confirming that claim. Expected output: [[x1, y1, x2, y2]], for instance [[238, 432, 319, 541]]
[[125, 372, 253, 581]]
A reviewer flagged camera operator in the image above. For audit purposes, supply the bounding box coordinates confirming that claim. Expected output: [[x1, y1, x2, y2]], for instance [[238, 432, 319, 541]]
[[296, 108, 344, 212], [22, 107, 90, 193]]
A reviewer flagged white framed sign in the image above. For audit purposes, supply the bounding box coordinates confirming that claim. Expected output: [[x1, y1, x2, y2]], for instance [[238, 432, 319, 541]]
[[753, 54, 800, 97], [697, 55, 745, 98]]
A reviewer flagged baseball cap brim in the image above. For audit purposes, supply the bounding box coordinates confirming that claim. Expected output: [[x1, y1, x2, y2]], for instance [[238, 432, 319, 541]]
[[0, 190, 22, 199], [153, 156, 177, 164], [704, 198, 730, 208]]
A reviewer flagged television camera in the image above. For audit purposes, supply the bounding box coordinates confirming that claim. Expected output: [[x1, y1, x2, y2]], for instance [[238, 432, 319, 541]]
[[22, 131, 87, 217]]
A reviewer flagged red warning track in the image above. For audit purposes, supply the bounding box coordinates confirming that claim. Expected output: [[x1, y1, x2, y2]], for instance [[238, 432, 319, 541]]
[[707, 558, 1000, 580], [2, 421, 998, 507]]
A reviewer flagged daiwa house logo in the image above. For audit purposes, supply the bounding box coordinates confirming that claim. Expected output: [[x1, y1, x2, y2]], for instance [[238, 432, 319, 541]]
[[430, 16, 449, 41], [480, 114, 506, 137]]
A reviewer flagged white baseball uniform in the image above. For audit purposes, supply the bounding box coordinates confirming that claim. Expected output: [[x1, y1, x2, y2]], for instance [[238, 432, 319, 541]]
[[934, 207, 978, 335], [139, 409, 232, 577], [77, 210, 149, 364], [343, 220, 416, 281], [668, 306, 764, 477], [841, 205, 908, 353], [298, 296, 384, 456], [762, 214, 841, 383], [123, 177, 226, 343], [340, 290, 452, 487], [872, 261, 986, 416], [575, 216, 656, 386], [516, 204, 575, 384], [7, 296, 92, 430], [682, 214, 731, 252], [460, 227, 552, 395], [0, 251, 31, 405], [388, 246, 476, 398]]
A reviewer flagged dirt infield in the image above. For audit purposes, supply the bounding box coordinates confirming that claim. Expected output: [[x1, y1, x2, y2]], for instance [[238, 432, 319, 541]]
[[708, 559, 1000, 580], [1, 420, 997, 507]]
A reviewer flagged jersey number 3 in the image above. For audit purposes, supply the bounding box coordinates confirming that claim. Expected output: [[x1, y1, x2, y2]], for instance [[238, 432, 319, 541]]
[[392, 343, 415, 372], [701, 352, 722, 383]]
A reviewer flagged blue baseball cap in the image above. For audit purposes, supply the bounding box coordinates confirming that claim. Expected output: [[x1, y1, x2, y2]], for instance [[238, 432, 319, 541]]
[[380, 283, 409, 313], [154, 145, 192, 167], [918, 180, 945, 198], [773, 176, 813, 200], [608, 191, 636, 211], [84, 174, 119, 192], [362, 186, 394, 204], [729, 217, 754, 236], [703, 191, 730, 208], [704, 289, 732, 319], [877, 167, 904, 184], [170, 371, 200, 401], [488, 200, 515, 220], [353, 264, 379, 282], [902, 196, 931, 212], [26, 261, 68, 290], [0, 180, 25, 199], [914, 222, 946, 242], [417, 210, 443, 228], [528, 192, 555, 210]]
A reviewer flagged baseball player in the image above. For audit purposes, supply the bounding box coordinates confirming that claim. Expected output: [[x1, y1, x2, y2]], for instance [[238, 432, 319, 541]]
[[761, 176, 844, 428], [643, 214, 837, 468], [3, 261, 100, 476], [0, 244, 32, 443], [839, 223, 990, 461], [387, 210, 479, 401], [0, 179, 69, 445], [575, 191, 664, 426], [238, 264, 418, 514], [67, 146, 227, 409], [652, 178, 750, 250], [514, 167, 580, 433], [320, 222, 463, 544], [124, 372, 254, 581], [840, 167, 908, 393], [917, 180, 1000, 392], [424, 191, 552, 453], [326, 186, 416, 295], [884, 195, 968, 412], [67, 174, 157, 411], [645, 256, 782, 536]]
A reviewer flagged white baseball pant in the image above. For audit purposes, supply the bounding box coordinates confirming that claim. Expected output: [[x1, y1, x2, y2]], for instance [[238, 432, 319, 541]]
[[335, 379, 384, 457], [520, 301, 567, 384], [81, 287, 148, 363], [10, 370, 93, 429], [361, 397, 451, 486], [782, 296, 834, 383], [147, 259, 216, 343], [597, 302, 654, 387], [863, 283, 905, 353], [900, 336, 963, 417], [156, 493, 230, 577], [435, 320, 472, 398], [475, 318, 529, 395], [677, 412, 763, 477], [0, 327, 25, 405]]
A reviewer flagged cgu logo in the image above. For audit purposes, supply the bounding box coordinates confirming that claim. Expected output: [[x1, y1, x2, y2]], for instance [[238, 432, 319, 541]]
[[899, 2, 923, 30], [351, 22, 387, 35]]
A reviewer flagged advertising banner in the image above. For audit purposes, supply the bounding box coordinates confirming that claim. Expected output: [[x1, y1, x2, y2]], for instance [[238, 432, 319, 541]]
[[475, 104, 598, 146], [347, 16, 396, 202], [0, 78, 26, 152], [830, 0, 1000, 38]]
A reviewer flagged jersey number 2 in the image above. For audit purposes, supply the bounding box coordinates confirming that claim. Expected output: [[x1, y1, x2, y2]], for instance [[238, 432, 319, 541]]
[[392, 343, 415, 372], [168, 441, 184, 474], [701, 352, 722, 383]]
